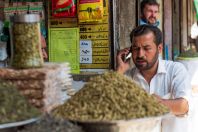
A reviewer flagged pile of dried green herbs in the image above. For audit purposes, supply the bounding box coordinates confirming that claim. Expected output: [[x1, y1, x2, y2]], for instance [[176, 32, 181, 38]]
[[19, 114, 83, 132], [53, 72, 169, 121], [0, 81, 40, 124]]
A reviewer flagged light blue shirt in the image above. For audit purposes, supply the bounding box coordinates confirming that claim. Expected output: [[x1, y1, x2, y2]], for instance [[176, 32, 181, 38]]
[[140, 18, 160, 27]]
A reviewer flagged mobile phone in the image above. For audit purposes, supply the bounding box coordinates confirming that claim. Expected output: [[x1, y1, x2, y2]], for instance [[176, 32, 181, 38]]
[[123, 46, 132, 62], [124, 52, 132, 62]]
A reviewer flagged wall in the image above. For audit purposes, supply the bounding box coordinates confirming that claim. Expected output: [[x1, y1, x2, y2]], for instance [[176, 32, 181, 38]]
[[118, 0, 137, 50]]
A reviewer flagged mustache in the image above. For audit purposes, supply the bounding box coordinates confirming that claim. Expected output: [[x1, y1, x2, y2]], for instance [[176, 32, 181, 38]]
[[136, 57, 146, 61], [149, 17, 156, 19]]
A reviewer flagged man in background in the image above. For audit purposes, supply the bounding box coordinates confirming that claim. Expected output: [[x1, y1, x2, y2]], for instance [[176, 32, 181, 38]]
[[140, 0, 160, 27]]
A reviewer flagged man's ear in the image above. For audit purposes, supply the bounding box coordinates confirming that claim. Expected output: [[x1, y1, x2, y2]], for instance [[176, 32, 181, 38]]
[[158, 43, 163, 53]]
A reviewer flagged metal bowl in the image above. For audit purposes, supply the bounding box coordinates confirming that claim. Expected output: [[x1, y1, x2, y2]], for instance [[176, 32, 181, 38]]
[[0, 118, 39, 132], [73, 114, 170, 132]]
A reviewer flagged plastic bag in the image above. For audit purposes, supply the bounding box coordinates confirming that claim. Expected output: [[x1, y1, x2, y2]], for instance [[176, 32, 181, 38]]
[[52, 0, 77, 17], [78, 0, 104, 23]]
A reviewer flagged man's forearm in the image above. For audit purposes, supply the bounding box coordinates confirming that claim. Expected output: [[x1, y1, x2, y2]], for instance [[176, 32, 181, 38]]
[[160, 98, 189, 115]]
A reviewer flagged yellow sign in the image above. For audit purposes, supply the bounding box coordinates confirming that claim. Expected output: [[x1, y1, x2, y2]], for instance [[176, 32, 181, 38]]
[[79, 0, 110, 69], [49, 18, 78, 28], [80, 24, 109, 32], [92, 48, 109, 55], [92, 56, 110, 63], [49, 28, 80, 74], [92, 40, 109, 47], [103, 0, 109, 15], [80, 64, 109, 69], [79, 15, 108, 24], [80, 32, 109, 40], [102, 15, 109, 24]]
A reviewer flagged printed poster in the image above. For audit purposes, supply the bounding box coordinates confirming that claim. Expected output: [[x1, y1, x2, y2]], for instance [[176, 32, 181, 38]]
[[49, 28, 80, 74]]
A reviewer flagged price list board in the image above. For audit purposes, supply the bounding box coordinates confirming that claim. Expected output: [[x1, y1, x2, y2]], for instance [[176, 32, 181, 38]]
[[79, 0, 111, 69]]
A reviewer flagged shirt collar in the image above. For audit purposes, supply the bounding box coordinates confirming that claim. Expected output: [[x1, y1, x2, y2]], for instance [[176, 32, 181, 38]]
[[157, 58, 166, 74], [139, 18, 160, 27]]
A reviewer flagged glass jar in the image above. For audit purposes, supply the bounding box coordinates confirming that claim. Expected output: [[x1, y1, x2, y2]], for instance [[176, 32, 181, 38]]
[[10, 14, 44, 69]]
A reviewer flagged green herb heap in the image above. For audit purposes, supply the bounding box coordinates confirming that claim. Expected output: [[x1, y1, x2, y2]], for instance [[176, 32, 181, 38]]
[[19, 114, 83, 132], [0, 81, 40, 124], [178, 48, 198, 58], [53, 72, 169, 121]]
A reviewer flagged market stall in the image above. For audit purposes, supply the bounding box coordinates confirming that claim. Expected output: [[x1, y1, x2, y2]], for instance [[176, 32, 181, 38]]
[[0, 0, 197, 132]]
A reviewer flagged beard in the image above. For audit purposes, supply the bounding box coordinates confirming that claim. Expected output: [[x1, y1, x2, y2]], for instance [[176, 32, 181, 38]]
[[134, 51, 159, 71], [148, 17, 157, 24]]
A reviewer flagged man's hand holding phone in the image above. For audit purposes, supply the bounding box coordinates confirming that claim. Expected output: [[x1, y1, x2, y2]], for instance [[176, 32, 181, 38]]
[[116, 47, 132, 74]]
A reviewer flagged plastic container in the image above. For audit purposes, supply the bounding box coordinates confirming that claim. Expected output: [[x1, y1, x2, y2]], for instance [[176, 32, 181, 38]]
[[10, 14, 44, 69]]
